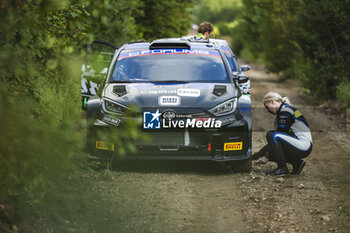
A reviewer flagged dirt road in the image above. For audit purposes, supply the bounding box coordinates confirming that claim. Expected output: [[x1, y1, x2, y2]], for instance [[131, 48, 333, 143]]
[[80, 61, 350, 233]]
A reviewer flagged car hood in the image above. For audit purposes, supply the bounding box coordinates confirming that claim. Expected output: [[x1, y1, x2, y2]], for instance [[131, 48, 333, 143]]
[[103, 82, 238, 109]]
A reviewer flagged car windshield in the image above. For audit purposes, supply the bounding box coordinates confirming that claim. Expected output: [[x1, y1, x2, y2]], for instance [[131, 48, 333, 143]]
[[109, 49, 229, 83]]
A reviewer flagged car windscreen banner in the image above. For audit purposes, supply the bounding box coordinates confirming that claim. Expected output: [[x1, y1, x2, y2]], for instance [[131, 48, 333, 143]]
[[117, 49, 221, 60]]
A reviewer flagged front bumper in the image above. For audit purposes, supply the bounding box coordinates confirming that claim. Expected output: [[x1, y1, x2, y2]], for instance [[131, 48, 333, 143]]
[[87, 117, 252, 162]]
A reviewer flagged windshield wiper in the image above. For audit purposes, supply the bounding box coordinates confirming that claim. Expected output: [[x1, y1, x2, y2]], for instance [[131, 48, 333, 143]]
[[151, 80, 189, 83], [108, 80, 132, 83]]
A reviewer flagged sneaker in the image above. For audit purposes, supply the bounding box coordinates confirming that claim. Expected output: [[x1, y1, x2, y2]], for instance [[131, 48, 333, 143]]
[[266, 167, 289, 176], [291, 160, 306, 175]]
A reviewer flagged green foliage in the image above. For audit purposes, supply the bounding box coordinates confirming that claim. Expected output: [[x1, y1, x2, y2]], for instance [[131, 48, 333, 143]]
[[337, 82, 350, 109], [0, 87, 84, 202], [83, 0, 141, 46], [228, 19, 245, 55], [0, 0, 194, 230], [233, 0, 350, 106], [0, 2, 85, 212], [136, 0, 194, 40], [216, 22, 231, 36], [192, 0, 242, 25], [234, 0, 300, 71], [291, 0, 350, 103]]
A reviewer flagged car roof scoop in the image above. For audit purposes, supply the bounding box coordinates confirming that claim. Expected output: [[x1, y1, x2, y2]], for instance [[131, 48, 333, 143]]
[[149, 40, 190, 49], [212, 85, 227, 96], [113, 85, 127, 97]]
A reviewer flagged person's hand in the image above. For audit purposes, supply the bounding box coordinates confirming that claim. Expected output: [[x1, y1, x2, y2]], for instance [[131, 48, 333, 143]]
[[257, 156, 269, 164], [255, 156, 269, 165]]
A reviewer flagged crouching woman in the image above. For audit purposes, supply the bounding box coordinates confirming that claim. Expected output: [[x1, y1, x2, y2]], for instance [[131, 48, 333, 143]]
[[253, 92, 313, 176]]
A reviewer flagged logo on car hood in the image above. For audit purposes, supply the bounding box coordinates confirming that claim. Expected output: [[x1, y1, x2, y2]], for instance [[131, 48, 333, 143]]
[[162, 110, 176, 120], [158, 96, 181, 106], [143, 109, 222, 129]]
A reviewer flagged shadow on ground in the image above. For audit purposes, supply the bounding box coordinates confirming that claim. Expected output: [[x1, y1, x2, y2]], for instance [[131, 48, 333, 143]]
[[110, 159, 233, 175]]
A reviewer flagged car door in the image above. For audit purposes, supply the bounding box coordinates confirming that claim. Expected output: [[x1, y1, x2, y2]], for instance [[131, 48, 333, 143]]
[[81, 40, 117, 109]]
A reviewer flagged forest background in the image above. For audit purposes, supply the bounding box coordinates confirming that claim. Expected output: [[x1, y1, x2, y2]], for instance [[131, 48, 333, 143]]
[[0, 0, 349, 231]]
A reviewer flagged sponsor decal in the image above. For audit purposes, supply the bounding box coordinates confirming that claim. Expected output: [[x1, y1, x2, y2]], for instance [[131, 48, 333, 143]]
[[140, 89, 177, 95], [159, 148, 179, 152], [143, 110, 162, 129], [81, 77, 99, 95], [82, 96, 89, 108], [143, 109, 221, 129], [139, 88, 200, 97], [162, 110, 192, 120], [221, 46, 231, 52], [162, 111, 176, 120], [279, 119, 287, 123], [177, 88, 200, 97], [118, 49, 220, 60], [176, 114, 192, 118], [162, 118, 221, 129], [96, 141, 115, 151], [294, 110, 302, 118], [220, 117, 237, 125], [102, 115, 120, 126], [140, 89, 176, 95], [158, 96, 181, 106], [224, 142, 243, 151]]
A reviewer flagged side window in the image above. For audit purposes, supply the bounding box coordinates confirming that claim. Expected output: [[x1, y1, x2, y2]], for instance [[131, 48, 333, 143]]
[[224, 52, 238, 72], [112, 58, 142, 81], [86, 40, 117, 75]]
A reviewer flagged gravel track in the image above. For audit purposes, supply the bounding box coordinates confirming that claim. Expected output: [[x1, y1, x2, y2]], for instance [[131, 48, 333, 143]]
[[85, 61, 350, 233]]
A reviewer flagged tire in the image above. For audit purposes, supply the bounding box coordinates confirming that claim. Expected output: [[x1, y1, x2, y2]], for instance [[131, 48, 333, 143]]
[[229, 159, 252, 173]]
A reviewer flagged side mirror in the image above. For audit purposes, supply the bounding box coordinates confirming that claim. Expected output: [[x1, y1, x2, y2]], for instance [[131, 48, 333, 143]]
[[238, 74, 249, 83], [240, 65, 251, 72]]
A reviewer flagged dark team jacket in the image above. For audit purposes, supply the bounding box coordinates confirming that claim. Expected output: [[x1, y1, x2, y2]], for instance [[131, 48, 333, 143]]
[[259, 102, 312, 155]]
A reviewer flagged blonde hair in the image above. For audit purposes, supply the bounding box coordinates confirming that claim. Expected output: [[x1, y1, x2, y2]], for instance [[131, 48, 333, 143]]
[[263, 92, 291, 105]]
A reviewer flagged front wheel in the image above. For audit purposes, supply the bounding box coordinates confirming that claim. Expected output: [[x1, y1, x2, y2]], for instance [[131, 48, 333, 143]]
[[228, 159, 252, 173]]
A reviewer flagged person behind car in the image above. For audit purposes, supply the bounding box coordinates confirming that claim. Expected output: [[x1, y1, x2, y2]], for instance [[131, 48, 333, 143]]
[[196, 22, 214, 39], [252, 92, 313, 176]]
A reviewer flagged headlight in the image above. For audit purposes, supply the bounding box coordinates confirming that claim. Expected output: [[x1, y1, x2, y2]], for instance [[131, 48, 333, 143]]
[[209, 98, 237, 116], [103, 99, 127, 114]]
